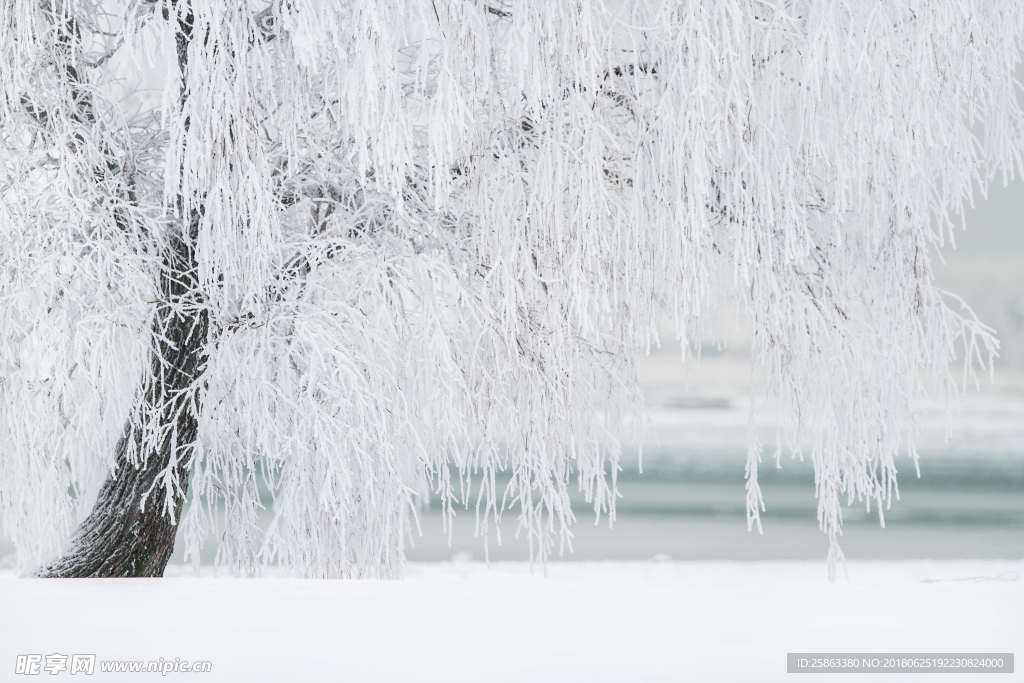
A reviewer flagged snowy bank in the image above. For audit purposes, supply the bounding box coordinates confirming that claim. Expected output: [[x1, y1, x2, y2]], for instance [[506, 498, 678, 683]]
[[1, 560, 1020, 682]]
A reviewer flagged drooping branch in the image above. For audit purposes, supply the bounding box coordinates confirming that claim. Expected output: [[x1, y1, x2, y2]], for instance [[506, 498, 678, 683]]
[[28, 2, 147, 248], [235, 57, 664, 328]]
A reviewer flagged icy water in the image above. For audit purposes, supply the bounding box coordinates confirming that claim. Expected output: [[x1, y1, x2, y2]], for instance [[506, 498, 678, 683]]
[[1, 451, 1019, 566], [409, 379, 1024, 562], [407, 449, 1024, 562]]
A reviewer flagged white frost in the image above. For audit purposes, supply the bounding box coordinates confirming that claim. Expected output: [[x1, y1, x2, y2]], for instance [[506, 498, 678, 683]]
[[0, 1, 1021, 576]]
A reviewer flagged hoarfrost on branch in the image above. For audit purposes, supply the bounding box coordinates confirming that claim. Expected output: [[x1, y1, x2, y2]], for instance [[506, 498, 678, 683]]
[[0, 0, 1020, 577]]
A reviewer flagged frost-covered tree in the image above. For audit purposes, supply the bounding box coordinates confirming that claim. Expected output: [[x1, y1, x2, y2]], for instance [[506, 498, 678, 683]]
[[1, 0, 1021, 578]]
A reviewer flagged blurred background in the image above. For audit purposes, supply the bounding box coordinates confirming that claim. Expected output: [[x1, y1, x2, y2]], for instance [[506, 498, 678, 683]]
[[408, 180, 1024, 563]]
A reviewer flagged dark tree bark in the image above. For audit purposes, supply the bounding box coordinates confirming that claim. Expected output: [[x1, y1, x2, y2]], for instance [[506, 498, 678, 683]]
[[37, 1, 204, 578], [35, 0, 301, 576], [37, 230, 208, 578]]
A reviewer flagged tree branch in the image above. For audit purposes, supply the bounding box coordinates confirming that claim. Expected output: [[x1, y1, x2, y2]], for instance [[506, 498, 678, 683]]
[[29, 3, 146, 248]]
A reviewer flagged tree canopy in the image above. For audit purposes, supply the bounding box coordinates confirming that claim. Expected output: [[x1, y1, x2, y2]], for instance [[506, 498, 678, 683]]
[[1, 0, 1021, 577]]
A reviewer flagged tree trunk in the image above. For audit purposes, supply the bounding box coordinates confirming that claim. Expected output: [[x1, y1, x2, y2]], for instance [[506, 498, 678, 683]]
[[37, 231, 207, 578]]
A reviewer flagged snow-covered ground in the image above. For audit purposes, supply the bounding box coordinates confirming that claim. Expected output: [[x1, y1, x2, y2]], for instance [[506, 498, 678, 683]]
[[1, 560, 1020, 683]]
